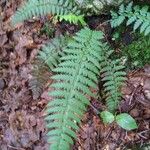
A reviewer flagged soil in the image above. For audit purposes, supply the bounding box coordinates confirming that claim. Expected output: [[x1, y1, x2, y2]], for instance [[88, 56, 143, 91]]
[[0, 0, 150, 150]]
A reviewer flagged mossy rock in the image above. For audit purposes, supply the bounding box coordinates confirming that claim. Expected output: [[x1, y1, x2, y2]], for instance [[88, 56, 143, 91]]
[[74, 0, 150, 15], [74, 0, 130, 14]]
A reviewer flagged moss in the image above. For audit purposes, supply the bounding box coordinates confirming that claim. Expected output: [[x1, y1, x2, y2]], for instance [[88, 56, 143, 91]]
[[121, 35, 150, 69]]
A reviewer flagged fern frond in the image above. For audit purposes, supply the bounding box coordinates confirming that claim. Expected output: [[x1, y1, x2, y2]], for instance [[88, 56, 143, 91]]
[[56, 13, 86, 26], [111, 2, 150, 35], [12, 0, 81, 25], [38, 35, 68, 70], [100, 46, 126, 112], [46, 27, 104, 150]]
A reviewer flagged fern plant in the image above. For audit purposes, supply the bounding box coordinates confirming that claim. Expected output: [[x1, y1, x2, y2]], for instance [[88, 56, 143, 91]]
[[44, 28, 126, 149], [46, 27, 104, 149], [38, 34, 126, 114], [12, 0, 82, 25], [100, 46, 126, 112], [110, 2, 150, 35]]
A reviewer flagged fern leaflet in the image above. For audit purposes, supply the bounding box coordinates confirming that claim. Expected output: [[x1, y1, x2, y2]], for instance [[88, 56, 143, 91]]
[[55, 13, 86, 26]]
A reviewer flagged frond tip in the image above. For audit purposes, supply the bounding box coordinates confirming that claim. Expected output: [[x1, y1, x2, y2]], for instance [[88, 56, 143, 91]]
[[12, 0, 80, 25], [56, 14, 86, 26], [46, 27, 104, 150]]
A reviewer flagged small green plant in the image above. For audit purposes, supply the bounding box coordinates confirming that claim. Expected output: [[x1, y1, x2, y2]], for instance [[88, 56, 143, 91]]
[[100, 111, 138, 130], [111, 2, 150, 35], [40, 21, 55, 38]]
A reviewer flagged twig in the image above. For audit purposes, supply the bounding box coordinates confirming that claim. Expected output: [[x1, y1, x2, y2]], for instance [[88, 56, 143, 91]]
[[8, 145, 25, 150], [129, 85, 140, 105], [90, 103, 100, 115]]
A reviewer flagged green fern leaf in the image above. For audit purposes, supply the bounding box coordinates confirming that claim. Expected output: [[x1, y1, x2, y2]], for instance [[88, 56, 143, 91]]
[[12, 0, 81, 25], [111, 2, 150, 35], [56, 13, 86, 26], [100, 46, 126, 112], [46, 27, 104, 150]]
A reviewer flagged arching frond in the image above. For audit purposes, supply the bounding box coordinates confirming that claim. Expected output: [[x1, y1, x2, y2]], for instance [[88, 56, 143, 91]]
[[12, 0, 81, 25], [46, 27, 104, 150]]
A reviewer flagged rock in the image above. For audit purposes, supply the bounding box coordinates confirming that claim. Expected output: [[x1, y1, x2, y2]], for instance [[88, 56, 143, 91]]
[[74, 0, 129, 14], [144, 90, 150, 101]]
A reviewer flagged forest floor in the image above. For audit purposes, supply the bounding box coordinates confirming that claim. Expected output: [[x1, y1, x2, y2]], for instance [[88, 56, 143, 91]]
[[0, 0, 150, 150]]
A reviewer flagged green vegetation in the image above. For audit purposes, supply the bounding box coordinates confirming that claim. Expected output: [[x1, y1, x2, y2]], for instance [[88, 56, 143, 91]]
[[38, 35, 68, 70], [100, 111, 138, 130], [122, 35, 150, 68], [111, 2, 150, 35], [12, 0, 150, 149], [40, 21, 55, 38], [12, 0, 81, 25]]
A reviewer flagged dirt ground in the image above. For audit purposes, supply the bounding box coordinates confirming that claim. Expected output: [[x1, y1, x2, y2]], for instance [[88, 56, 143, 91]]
[[0, 0, 150, 150]]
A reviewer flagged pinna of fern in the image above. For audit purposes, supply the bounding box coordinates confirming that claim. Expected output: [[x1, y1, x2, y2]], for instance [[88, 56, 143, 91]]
[[55, 13, 86, 26], [12, 0, 82, 25], [45, 27, 104, 150], [110, 2, 150, 35]]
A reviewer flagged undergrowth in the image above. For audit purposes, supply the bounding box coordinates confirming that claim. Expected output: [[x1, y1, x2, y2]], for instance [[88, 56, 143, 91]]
[[12, 0, 150, 149], [121, 34, 150, 68], [111, 28, 150, 69]]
